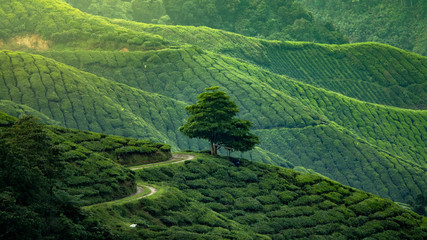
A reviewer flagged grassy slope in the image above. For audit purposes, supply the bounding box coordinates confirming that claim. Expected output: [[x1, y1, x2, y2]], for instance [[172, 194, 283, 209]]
[[38, 48, 426, 203], [89, 155, 427, 239], [115, 19, 427, 110], [0, 0, 165, 51]]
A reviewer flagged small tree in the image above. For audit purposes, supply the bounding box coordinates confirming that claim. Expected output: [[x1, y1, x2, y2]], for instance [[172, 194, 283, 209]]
[[179, 86, 259, 155]]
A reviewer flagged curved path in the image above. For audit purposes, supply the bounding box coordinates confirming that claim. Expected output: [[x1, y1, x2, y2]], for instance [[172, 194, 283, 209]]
[[131, 154, 194, 199], [86, 154, 195, 207], [130, 154, 195, 171]]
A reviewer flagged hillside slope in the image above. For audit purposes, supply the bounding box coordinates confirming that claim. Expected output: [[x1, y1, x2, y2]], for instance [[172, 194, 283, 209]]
[[0, 0, 165, 51], [40, 48, 427, 166], [62, 0, 348, 44], [90, 155, 427, 239], [297, 0, 427, 56], [0, 50, 294, 168], [2, 111, 425, 239], [116, 20, 427, 109]]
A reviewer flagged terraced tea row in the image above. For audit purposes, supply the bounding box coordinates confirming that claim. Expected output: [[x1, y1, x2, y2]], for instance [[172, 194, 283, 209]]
[[131, 156, 426, 239], [41, 48, 427, 167], [117, 20, 427, 109], [35, 49, 426, 202], [0, 50, 190, 150], [255, 124, 426, 202]]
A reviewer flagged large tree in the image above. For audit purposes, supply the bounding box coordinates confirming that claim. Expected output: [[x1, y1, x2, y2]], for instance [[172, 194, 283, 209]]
[[179, 86, 259, 155]]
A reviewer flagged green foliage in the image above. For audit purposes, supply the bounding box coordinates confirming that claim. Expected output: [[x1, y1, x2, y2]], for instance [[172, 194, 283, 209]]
[[162, 0, 347, 44], [0, 0, 425, 206], [0, 116, 89, 239], [297, 0, 427, 56], [111, 20, 427, 109], [0, 0, 165, 51], [87, 155, 426, 239], [62, 0, 347, 44], [179, 86, 259, 155], [36, 47, 426, 203]]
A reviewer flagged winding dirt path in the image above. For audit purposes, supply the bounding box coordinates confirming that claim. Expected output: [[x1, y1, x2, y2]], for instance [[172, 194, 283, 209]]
[[122, 154, 196, 199], [137, 185, 157, 199], [130, 154, 195, 171], [131, 154, 194, 199], [84, 154, 195, 208]]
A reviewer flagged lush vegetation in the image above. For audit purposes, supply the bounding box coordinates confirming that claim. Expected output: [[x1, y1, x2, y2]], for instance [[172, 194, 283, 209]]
[[297, 0, 427, 56], [0, 0, 165, 51], [0, 114, 112, 239], [180, 86, 259, 155], [162, 0, 348, 44], [0, 111, 171, 205], [88, 155, 427, 239], [62, 0, 347, 44], [1, 47, 425, 203], [111, 20, 427, 110], [0, 111, 176, 238], [0, 0, 425, 212]]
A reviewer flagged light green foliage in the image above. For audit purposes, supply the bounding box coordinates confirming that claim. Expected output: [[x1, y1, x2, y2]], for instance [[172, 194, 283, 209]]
[[297, 0, 427, 56], [0, 0, 165, 50], [0, 50, 190, 150], [87, 155, 426, 239]]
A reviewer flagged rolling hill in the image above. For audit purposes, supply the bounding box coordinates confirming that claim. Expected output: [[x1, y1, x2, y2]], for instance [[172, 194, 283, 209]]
[[93, 155, 427, 239], [114, 20, 427, 109], [1, 110, 425, 239], [62, 0, 348, 44], [0, 0, 425, 206]]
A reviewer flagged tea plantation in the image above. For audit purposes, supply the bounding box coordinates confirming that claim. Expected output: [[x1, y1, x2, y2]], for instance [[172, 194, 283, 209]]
[[0, 110, 170, 205], [0, 0, 426, 214], [88, 155, 426, 239], [37, 47, 426, 203], [117, 20, 427, 109], [0, 0, 165, 51]]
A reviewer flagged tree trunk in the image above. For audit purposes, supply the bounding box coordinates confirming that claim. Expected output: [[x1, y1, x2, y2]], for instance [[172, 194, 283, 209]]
[[210, 141, 214, 155]]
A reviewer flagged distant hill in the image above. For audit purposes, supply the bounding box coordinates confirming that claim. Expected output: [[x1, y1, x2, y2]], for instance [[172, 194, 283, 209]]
[[62, 0, 348, 44], [297, 0, 427, 56], [116, 20, 427, 109]]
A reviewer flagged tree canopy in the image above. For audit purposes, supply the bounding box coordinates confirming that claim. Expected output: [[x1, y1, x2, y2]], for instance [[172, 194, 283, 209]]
[[179, 86, 259, 155]]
